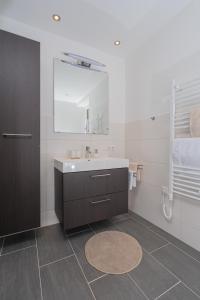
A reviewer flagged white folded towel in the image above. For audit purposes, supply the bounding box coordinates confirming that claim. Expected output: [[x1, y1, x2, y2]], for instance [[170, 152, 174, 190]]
[[129, 170, 137, 190], [173, 138, 200, 168]]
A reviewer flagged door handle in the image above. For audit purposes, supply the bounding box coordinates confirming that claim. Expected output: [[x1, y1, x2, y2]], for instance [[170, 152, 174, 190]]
[[91, 174, 111, 179], [90, 198, 111, 205], [2, 133, 32, 138]]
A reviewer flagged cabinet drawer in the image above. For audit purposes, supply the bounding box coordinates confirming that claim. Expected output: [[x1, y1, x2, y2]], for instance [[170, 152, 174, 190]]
[[64, 191, 128, 230], [63, 168, 128, 201]]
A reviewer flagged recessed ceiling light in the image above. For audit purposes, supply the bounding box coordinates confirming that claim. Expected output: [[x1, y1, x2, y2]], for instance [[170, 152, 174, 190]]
[[52, 14, 61, 22], [114, 40, 120, 46]]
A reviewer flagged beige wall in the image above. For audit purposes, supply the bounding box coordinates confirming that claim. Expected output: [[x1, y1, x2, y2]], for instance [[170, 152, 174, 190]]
[[126, 114, 170, 231], [125, 0, 200, 251]]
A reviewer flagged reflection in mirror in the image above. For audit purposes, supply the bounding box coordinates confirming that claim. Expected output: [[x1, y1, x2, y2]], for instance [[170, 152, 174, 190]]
[[54, 58, 109, 134]]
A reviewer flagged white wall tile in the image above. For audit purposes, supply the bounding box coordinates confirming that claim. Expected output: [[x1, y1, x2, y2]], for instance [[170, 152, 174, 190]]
[[125, 113, 200, 250]]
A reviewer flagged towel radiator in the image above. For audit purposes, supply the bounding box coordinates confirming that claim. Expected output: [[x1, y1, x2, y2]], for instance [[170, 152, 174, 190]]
[[162, 78, 200, 221]]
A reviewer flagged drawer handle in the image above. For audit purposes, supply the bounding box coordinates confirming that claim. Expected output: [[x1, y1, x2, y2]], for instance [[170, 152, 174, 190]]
[[90, 198, 111, 205], [91, 174, 111, 179], [2, 133, 32, 138]]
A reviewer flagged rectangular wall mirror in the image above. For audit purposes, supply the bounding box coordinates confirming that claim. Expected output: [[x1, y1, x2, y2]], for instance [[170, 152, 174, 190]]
[[54, 58, 109, 134]]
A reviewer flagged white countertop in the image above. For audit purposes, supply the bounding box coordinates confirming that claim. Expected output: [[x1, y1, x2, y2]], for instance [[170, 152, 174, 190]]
[[54, 157, 129, 173]]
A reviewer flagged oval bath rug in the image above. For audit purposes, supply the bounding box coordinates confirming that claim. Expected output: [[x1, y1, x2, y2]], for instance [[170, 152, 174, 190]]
[[85, 231, 143, 274]]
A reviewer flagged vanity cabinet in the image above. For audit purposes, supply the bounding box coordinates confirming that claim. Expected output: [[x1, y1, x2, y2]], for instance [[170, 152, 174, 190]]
[[55, 168, 128, 230]]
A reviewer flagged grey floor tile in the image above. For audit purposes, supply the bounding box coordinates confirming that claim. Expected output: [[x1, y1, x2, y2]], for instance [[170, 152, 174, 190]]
[[149, 224, 200, 263], [115, 219, 167, 252], [0, 238, 3, 254], [36, 224, 73, 266], [111, 212, 130, 223], [0, 247, 41, 300], [148, 224, 177, 242], [153, 244, 200, 296], [69, 229, 104, 282], [129, 211, 154, 228], [129, 251, 178, 300], [41, 256, 93, 300], [158, 283, 199, 300], [2, 230, 35, 254], [90, 274, 146, 300], [66, 224, 90, 236], [90, 219, 119, 233]]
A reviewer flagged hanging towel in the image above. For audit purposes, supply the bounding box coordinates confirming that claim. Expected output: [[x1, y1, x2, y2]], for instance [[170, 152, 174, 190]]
[[173, 138, 200, 168], [190, 107, 200, 137], [129, 162, 142, 182], [129, 161, 143, 190], [129, 170, 137, 190]]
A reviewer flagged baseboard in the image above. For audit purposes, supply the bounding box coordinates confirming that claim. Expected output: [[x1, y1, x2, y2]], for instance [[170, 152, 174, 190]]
[[41, 210, 59, 227]]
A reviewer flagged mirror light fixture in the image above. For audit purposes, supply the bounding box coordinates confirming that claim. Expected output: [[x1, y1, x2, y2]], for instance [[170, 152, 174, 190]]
[[63, 52, 106, 68]]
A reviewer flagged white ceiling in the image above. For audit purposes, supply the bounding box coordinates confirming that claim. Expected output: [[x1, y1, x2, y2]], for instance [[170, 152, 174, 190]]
[[0, 0, 193, 57], [84, 0, 158, 30]]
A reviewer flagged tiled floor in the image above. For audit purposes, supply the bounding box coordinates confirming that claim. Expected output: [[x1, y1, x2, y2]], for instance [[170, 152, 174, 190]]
[[0, 212, 200, 300]]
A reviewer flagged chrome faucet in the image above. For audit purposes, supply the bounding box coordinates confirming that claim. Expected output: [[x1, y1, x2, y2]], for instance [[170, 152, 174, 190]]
[[85, 146, 92, 159]]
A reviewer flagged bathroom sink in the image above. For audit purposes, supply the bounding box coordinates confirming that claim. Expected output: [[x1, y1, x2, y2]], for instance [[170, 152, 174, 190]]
[[54, 157, 129, 173]]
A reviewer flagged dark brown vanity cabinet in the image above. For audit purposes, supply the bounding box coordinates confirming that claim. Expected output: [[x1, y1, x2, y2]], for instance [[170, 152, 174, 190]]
[[0, 30, 40, 236], [55, 168, 128, 230]]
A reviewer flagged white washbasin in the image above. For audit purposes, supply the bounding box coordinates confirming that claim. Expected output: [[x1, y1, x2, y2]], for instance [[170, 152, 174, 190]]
[[54, 157, 129, 173]]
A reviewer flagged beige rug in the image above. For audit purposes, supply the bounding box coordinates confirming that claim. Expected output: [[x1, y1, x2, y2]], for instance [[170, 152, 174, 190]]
[[85, 231, 143, 274]]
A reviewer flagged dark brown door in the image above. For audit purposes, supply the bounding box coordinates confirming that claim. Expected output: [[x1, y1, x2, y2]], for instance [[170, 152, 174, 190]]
[[0, 30, 40, 236]]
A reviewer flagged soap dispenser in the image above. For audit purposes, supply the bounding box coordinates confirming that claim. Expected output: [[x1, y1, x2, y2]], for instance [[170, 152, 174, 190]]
[[94, 148, 99, 158]]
